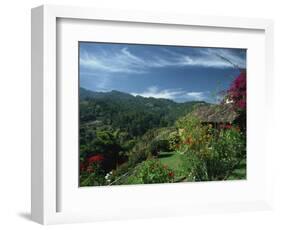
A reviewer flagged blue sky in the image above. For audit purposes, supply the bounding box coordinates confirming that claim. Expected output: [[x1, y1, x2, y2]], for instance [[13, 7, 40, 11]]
[[79, 42, 246, 103]]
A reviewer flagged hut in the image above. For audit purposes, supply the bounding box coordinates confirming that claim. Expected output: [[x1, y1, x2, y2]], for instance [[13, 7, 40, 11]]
[[189, 103, 238, 129]]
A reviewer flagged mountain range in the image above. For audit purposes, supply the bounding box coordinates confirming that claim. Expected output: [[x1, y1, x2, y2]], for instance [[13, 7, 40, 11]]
[[80, 87, 208, 137]]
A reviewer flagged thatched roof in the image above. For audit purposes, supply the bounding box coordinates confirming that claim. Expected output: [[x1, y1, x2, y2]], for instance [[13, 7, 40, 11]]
[[190, 104, 238, 123]]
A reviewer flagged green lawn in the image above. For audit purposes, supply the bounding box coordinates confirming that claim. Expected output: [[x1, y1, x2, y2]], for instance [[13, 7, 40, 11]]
[[158, 151, 184, 179], [158, 151, 182, 170]]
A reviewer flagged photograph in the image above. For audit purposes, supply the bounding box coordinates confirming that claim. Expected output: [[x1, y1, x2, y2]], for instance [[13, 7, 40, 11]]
[[78, 42, 247, 187]]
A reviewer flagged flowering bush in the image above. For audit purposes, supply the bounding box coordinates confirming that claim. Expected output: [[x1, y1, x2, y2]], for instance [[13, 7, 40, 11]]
[[175, 114, 245, 181], [175, 115, 213, 156], [79, 154, 106, 186], [224, 70, 247, 132], [181, 125, 245, 181], [226, 70, 246, 110], [79, 162, 106, 186], [127, 159, 175, 184], [87, 154, 104, 164]]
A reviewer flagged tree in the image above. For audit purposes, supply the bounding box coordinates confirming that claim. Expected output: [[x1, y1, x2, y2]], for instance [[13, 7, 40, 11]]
[[88, 129, 122, 171]]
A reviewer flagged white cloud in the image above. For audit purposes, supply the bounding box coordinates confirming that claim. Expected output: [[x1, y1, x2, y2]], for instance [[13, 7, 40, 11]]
[[80, 72, 113, 91], [131, 86, 184, 100], [80, 46, 246, 75], [197, 48, 246, 69], [175, 48, 246, 69], [80, 48, 147, 74], [186, 92, 206, 100], [131, 86, 209, 102]]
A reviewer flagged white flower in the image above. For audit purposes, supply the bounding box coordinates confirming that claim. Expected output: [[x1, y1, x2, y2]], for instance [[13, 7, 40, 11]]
[[105, 173, 111, 179]]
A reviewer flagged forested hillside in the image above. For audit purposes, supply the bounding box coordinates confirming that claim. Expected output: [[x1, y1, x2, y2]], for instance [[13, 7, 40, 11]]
[[79, 76, 246, 187], [79, 88, 207, 183], [80, 87, 206, 135]]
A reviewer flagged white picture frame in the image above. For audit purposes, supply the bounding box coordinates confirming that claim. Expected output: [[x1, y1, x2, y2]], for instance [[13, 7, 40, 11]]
[[31, 5, 274, 225]]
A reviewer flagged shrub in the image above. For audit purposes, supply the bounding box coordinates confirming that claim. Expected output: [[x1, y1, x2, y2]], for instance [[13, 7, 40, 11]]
[[226, 70, 246, 111], [128, 159, 175, 184], [79, 162, 106, 186], [206, 127, 246, 180], [180, 126, 246, 181], [128, 143, 149, 166], [149, 139, 170, 156], [176, 114, 246, 181], [176, 115, 212, 155], [168, 131, 180, 151], [181, 151, 208, 181], [225, 70, 247, 132]]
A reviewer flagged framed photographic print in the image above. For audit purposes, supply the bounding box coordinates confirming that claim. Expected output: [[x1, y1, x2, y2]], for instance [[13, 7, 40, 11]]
[[78, 42, 247, 187], [31, 5, 274, 225]]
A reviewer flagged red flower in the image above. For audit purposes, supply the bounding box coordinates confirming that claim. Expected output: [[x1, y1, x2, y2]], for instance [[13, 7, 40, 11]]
[[220, 124, 232, 129], [225, 124, 232, 129], [168, 171, 174, 178], [88, 154, 104, 164], [80, 162, 87, 172], [86, 165, 94, 173]]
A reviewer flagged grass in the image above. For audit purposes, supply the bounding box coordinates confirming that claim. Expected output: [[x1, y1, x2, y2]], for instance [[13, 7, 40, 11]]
[[158, 151, 182, 170], [158, 151, 184, 178]]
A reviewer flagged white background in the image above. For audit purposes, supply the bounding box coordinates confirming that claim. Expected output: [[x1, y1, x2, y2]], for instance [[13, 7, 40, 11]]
[[0, 0, 280, 229]]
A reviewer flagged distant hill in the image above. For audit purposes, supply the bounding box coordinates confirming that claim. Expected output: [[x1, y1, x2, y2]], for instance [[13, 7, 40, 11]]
[[80, 87, 136, 101], [80, 87, 206, 106], [80, 87, 208, 137]]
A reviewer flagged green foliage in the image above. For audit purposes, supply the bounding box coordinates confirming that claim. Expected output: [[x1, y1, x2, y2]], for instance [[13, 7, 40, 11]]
[[79, 88, 204, 177], [80, 87, 206, 138], [158, 152, 185, 179], [92, 129, 122, 171], [168, 131, 180, 151], [176, 114, 246, 181], [80, 163, 106, 186], [79, 87, 246, 186], [127, 127, 175, 166], [127, 159, 175, 184], [206, 127, 246, 180], [113, 162, 130, 178], [149, 139, 170, 156], [127, 142, 150, 166], [176, 114, 213, 155], [181, 151, 209, 181]]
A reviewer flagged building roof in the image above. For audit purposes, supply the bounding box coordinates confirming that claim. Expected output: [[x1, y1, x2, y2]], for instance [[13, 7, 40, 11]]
[[190, 103, 238, 123]]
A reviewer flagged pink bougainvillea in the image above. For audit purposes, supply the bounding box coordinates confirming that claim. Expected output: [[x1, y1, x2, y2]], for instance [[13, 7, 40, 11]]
[[227, 70, 246, 110]]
